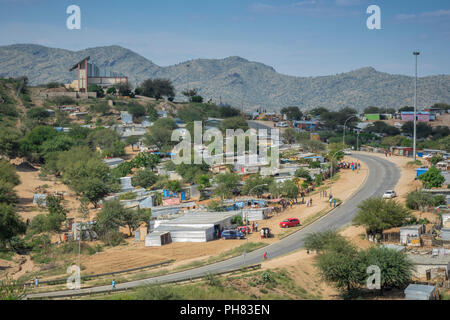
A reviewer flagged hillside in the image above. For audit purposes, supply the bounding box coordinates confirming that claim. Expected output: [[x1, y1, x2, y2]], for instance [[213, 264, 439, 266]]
[[1, 44, 449, 111]]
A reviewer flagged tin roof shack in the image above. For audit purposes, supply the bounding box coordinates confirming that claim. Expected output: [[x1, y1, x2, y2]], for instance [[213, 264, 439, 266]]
[[390, 146, 414, 158], [242, 207, 272, 222], [154, 212, 240, 243], [407, 253, 450, 279], [404, 284, 439, 300], [145, 231, 172, 247], [400, 225, 425, 246], [33, 194, 47, 207], [103, 157, 125, 169], [442, 228, 450, 242], [380, 244, 406, 252]]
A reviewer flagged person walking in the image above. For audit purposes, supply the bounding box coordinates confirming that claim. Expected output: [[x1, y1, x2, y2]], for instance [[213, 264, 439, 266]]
[[112, 279, 116, 290], [260, 229, 265, 239], [35, 277, 39, 287], [305, 199, 309, 207], [310, 198, 313, 206], [255, 222, 258, 232], [263, 252, 268, 260], [329, 197, 333, 207]]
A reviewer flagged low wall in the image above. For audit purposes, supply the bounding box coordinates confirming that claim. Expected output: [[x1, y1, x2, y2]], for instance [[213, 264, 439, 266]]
[[40, 92, 97, 100]]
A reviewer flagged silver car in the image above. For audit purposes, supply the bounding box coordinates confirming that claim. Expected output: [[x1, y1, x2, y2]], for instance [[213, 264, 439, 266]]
[[382, 190, 397, 199]]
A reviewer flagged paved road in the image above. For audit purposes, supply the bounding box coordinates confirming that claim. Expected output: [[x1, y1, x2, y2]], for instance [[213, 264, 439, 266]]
[[27, 152, 399, 299]]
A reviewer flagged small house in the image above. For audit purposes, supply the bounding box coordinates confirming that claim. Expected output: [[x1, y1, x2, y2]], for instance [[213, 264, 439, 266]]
[[103, 157, 125, 169], [400, 225, 424, 246], [404, 284, 439, 300], [145, 231, 172, 247]]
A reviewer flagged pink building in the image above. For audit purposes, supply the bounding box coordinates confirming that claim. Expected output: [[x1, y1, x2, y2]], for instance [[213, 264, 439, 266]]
[[401, 112, 430, 122]]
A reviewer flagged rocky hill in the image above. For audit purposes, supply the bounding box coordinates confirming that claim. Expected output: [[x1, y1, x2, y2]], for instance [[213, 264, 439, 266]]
[[1, 44, 449, 111]]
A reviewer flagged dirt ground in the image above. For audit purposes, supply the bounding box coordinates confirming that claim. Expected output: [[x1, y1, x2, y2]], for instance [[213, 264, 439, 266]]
[[261, 250, 340, 299], [13, 161, 81, 222]]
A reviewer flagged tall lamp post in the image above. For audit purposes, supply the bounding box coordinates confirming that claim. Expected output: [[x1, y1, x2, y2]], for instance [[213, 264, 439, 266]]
[[243, 183, 268, 266], [413, 51, 420, 162], [343, 115, 358, 145], [329, 149, 346, 198]]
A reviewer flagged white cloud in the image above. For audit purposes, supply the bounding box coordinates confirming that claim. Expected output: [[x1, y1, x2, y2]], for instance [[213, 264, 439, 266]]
[[396, 9, 450, 23]]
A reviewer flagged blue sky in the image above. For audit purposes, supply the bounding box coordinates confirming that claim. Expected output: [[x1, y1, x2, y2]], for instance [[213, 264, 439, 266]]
[[0, 0, 449, 77]]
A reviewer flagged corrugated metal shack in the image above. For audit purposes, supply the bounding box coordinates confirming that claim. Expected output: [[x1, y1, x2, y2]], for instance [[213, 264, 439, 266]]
[[404, 284, 439, 300], [145, 231, 172, 247]]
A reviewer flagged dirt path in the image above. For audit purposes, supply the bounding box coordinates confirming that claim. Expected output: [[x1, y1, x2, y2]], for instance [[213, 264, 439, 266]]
[[14, 162, 81, 221]]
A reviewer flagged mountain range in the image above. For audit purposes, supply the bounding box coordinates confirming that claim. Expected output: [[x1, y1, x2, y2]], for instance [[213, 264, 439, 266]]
[[0, 44, 449, 112]]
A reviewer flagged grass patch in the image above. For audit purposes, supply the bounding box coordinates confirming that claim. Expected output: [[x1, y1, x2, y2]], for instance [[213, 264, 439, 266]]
[[0, 250, 15, 261]]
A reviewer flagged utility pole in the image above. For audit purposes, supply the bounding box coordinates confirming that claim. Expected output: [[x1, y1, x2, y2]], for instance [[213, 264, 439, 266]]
[[413, 51, 420, 162]]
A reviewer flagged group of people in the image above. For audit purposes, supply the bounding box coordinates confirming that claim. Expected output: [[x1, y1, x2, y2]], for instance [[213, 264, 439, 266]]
[[251, 221, 259, 232], [260, 228, 270, 239], [338, 161, 361, 171]]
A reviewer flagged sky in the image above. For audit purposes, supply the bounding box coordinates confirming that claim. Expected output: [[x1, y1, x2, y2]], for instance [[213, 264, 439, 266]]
[[0, 0, 449, 77]]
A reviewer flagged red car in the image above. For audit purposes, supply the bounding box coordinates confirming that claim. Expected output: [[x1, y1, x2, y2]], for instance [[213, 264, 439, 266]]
[[279, 218, 300, 228], [237, 226, 251, 234]]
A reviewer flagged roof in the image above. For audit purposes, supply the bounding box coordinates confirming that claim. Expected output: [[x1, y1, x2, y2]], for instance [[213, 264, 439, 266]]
[[161, 212, 238, 225], [407, 254, 450, 265], [400, 225, 423, 231], [405, 284, 436, 295], [69, 56, 90, 71]]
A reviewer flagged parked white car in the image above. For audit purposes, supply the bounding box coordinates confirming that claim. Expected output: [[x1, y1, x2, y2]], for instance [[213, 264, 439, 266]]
[[382, 190, 397, 199], [344, 149, 352, 155]]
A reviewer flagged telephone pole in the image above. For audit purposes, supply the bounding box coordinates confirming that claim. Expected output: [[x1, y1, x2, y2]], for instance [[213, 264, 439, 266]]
[[413, 51, 420, 162]]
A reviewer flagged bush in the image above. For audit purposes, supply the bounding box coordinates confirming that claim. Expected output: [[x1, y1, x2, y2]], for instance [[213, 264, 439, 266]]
[[102, 230, 124, 247], [118, 192, 137, 200], [406, 191, 445, 211], [232, 215, 243, 226]]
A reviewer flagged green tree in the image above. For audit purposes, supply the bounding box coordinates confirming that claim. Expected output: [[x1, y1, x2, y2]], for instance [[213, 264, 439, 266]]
[[281, 180, 299, 200], [241, 174, 273, 196], [122, 208, 152, 237], [214, 173, 241, 199], [353, 198, 411, 237], [0, 276, 27, 300], [0, 204, 26, 246], [281, 106, 303, 120], [304, 230, 347, 253], [0, 160, 20, 186], [87, 84, 105, 98], [282, 128, 297, 144], [132, 169, 158, 189], [163, 180, 181, 193], [0, 127, 22, 159], [95, 200, 127, 238], [220, 117, 249, 133], [295, 168, 312, 181], [316, 240, 361, 292], [419, 166, 445, 189], [358, 247, 414, 293], [26, 107, 51, 122]]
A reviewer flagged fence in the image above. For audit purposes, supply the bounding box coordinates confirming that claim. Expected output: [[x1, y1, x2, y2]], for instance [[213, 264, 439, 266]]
[[28, 260, 174, 287], [26, 264, 261, 299]]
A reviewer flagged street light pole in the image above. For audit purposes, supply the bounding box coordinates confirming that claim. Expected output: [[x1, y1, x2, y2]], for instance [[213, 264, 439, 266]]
[[243, 183, 268, 266], [329, 149, 346, 198], [413, 51, 420, 162], [343, 115, 358, 146]]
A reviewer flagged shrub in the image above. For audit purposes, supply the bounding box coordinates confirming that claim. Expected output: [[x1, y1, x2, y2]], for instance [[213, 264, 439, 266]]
[[102, 230, 124, 247]]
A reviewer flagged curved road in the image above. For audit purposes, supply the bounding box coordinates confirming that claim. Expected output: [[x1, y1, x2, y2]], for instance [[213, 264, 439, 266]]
[[28, 153, 399, 299]]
